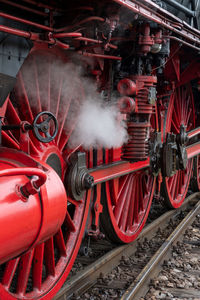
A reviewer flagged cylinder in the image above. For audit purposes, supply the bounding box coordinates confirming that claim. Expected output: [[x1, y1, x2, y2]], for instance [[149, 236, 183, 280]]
[[0, 149, 67, 264]]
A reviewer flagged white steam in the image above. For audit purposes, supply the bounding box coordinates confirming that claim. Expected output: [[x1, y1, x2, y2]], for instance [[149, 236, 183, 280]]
[[17, 51, 128, 150], [69, 99, 128, 149]]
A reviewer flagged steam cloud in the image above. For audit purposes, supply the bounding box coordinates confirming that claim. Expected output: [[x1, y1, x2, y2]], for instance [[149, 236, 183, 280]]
[[17, 52, 128, 150], [69, 99, 128, 149]]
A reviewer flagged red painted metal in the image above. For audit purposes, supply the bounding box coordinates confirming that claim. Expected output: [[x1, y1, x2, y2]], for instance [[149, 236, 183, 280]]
[[178, 60, 200, 88], [188, 126, 200, 139], [118, 96, 136, 114], [103, 170, 155, 243], [0, 12, 53, 31], [138, 23, 154, 54], [113, 0, 200, 46], [0, 25, 70, 49], [75, 37, 118, 49], [117, 78, 137, 96], [78, 51, 122, 60], [0, 24, 39, 40], [193, 156, 200, 191], [0, 45, 91, 299], [163, 35, 200, 51], [186, 142, 200, 159], [162, 84, 195, 208], [100, 90, 158, 243], [1, 0, 48, 16], [0, 149, 67, 265], [121, 75, 157, 161], [55, 16, 105, 32], [90, 159, 150, 184], [52, 32, 82, 38]]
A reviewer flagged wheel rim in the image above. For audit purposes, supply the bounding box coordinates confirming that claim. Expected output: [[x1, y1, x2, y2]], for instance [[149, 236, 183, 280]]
[[101, 104, 157, 244], [0, 45, 91, 299], [162, 84, 195, 208], [102, 167, 155, 243]]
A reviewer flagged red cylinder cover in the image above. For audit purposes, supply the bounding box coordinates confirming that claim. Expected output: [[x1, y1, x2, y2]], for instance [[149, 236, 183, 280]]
[[0, 148, 67, 264]]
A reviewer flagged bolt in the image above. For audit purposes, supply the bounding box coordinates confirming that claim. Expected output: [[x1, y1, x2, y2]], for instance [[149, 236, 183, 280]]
[[83, 173, 94, 189]]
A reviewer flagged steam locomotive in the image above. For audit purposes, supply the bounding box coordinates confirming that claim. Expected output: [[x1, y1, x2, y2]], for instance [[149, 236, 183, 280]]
[[0, 0, 200, 298]]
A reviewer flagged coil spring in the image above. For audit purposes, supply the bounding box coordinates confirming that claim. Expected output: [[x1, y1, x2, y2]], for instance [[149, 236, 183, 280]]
[[121, 122, 150, 161], [121, 89, 153, 161]]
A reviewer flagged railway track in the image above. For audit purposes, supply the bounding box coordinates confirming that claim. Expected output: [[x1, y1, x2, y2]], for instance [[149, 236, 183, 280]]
[[54, 192, 200, 300]]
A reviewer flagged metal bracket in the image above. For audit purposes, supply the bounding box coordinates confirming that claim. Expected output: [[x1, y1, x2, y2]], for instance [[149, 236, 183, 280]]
[[149, 131, 162, 176], [66, 152, 94, 201], [162, 133, 177, 177]]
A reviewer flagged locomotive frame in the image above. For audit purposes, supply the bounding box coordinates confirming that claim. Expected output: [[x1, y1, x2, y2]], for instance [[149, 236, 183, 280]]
[[0, 0, 200, 299]]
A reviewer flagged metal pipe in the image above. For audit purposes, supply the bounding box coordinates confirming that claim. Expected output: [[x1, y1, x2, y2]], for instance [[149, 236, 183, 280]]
[[164, 0, 195, 16], [186, 142, 200, 159], [163, 35, 200, 51], [78, 51, 121, 60], [20, 0, 56, 10], [0, 24, 38, 40], [1, 0, 48, 17], [52, 32, 82, 38], [187, 126, 200, 139], [113, 0, 200, 45], [55, 17, 105, 33], [0, 167, 47, 188], [0, 25, 70, 49], [75, 37, 118, 49], [0, 12, 53, 31]]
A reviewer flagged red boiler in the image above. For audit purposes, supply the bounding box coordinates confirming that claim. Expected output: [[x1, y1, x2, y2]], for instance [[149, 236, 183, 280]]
[[0, 148, 67, 265]]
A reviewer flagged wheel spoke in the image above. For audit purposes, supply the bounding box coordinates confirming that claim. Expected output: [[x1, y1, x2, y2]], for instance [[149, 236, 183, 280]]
[[54, 229, 66, 256], [44, 237, 55, 276], [32, 243, 44, 291], [2, 131, 20, 149], [56, 96, 72, 146], [16, 250, 34, 295], [55, 78, 63, 119], [139, 175, 145, 211], [114, 174, 132, 224], [119, 176, 134, 231], [126, 176, 136, 230], [2, 258, 20, 288], [18, 72, 34, 122], [33, 58, 43, 114], [134, 175, 139, 224], [64, 210, 76, 232], [162, 84, 195, 208], [0, 46, 91, 299]]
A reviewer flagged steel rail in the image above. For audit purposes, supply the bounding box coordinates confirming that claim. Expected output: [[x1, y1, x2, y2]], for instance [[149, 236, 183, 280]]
[[54, 193, 200, 300], [121, 193, 200, 300]]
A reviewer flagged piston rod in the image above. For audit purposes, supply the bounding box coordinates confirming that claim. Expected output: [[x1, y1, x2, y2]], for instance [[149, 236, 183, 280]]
[[89, 159, 150, 184]]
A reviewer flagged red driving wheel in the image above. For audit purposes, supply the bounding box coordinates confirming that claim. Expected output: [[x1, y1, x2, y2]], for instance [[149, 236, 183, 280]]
[[0, 45, 91, 299], [101, 165, 155, 243], [162, 84, 195, 208], [100, 111, 157, 244]]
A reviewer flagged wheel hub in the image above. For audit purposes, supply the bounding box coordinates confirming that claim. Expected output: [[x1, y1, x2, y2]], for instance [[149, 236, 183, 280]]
[[162, 126, 189, 177], [46, 153, 62, 178]]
